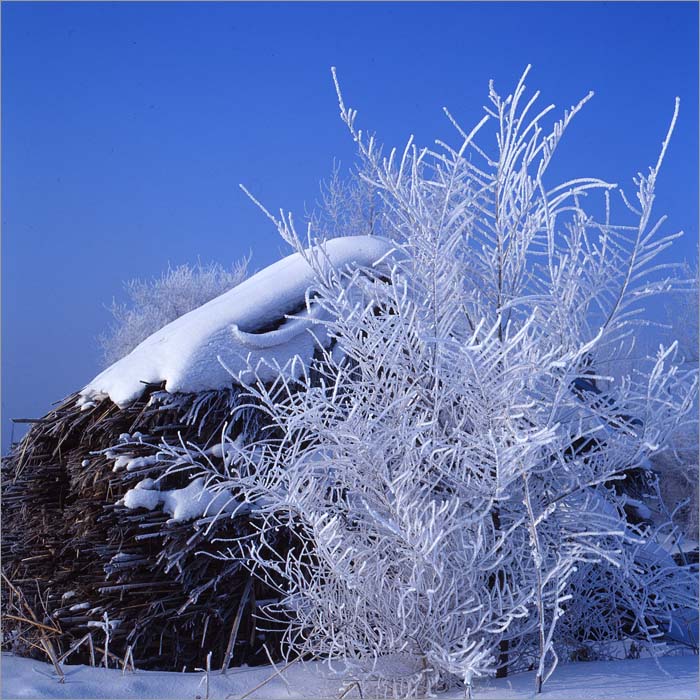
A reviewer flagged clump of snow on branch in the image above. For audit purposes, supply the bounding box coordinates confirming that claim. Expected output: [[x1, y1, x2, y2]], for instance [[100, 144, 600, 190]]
[[120, 477, 243, 524], [192, 66, 698, 696]]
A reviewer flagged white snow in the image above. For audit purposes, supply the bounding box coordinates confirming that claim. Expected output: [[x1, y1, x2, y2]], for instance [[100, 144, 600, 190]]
[[79, 236, 393, 408], [120, 477, 241, 523], [67, 603, 90, 612], [121, 483, 162, 511], [110, 455, 159, 473], [1, 653, 696, 699]]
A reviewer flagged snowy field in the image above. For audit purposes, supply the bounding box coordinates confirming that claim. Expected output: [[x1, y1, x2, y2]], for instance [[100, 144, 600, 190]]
[[1, 653, 697, 700]]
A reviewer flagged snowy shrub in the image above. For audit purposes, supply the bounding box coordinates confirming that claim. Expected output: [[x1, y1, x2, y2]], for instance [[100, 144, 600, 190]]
[[650, 261, 699, 540], [183, 68, 697, 695], [99, 259, 248, 366]]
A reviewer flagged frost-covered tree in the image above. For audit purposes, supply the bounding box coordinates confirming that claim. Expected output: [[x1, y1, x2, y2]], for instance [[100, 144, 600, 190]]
[[99, 259, 248, 365], [174, 68, 696, 696], [308, 160, 381, 240]]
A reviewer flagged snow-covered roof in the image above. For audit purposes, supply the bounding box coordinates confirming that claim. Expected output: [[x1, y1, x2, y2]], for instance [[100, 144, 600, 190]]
[[80, 236, 393, 408]]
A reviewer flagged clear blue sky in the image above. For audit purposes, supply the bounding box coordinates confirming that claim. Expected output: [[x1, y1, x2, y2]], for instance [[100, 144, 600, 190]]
[[2, 1, 698, 449]]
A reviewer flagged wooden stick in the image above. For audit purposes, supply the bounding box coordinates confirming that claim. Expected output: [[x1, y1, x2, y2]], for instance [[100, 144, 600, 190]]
[[221, 577, 252, 674], [122, 645, 135, 675], [339, 680, 363, 699], [17, 636, 46, 655], [58, 632, 95, 666], [2, 573, 65, 683], [88, 633, 96, 667], [2, 614, 61, 635], [231, 656, 301, 700], [39, 634, 65, 682]]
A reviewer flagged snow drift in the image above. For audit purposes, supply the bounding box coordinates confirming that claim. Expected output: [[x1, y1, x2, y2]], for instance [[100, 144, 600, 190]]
[[80, 236, 394, 407]]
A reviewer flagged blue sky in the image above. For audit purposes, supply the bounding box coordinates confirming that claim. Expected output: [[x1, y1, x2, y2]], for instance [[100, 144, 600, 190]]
[[2, 1, 698, 449]]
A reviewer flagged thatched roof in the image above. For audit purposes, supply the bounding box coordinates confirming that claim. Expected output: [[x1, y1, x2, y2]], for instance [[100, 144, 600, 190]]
[[3, 386, 285, 671], [1, 236, 392, 671]]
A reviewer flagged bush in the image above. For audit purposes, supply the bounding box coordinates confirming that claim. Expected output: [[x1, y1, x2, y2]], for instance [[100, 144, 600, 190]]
[[99, 259, 248, 366], [170, 68, 697, 695]]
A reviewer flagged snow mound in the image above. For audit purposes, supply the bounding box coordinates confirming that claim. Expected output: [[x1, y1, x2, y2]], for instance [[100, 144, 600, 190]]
[[2, 653, 697, 700], [80, 236, 393, 408]]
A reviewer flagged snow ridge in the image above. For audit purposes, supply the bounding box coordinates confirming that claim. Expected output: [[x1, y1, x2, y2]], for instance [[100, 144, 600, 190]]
[[79, 236, 393, 407]]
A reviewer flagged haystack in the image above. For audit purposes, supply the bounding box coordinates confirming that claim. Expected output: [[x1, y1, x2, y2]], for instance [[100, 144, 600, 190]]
[[1, 236, 394, 672]]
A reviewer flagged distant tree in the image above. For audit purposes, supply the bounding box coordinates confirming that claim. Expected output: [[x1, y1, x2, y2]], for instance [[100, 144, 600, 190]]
[[308, 160, 381, 240], [99, 259, 248, 366]]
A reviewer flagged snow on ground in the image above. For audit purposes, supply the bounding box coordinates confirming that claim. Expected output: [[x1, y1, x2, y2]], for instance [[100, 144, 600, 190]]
[[2, 653, 697, 700], [79, 236, 394, 408]]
